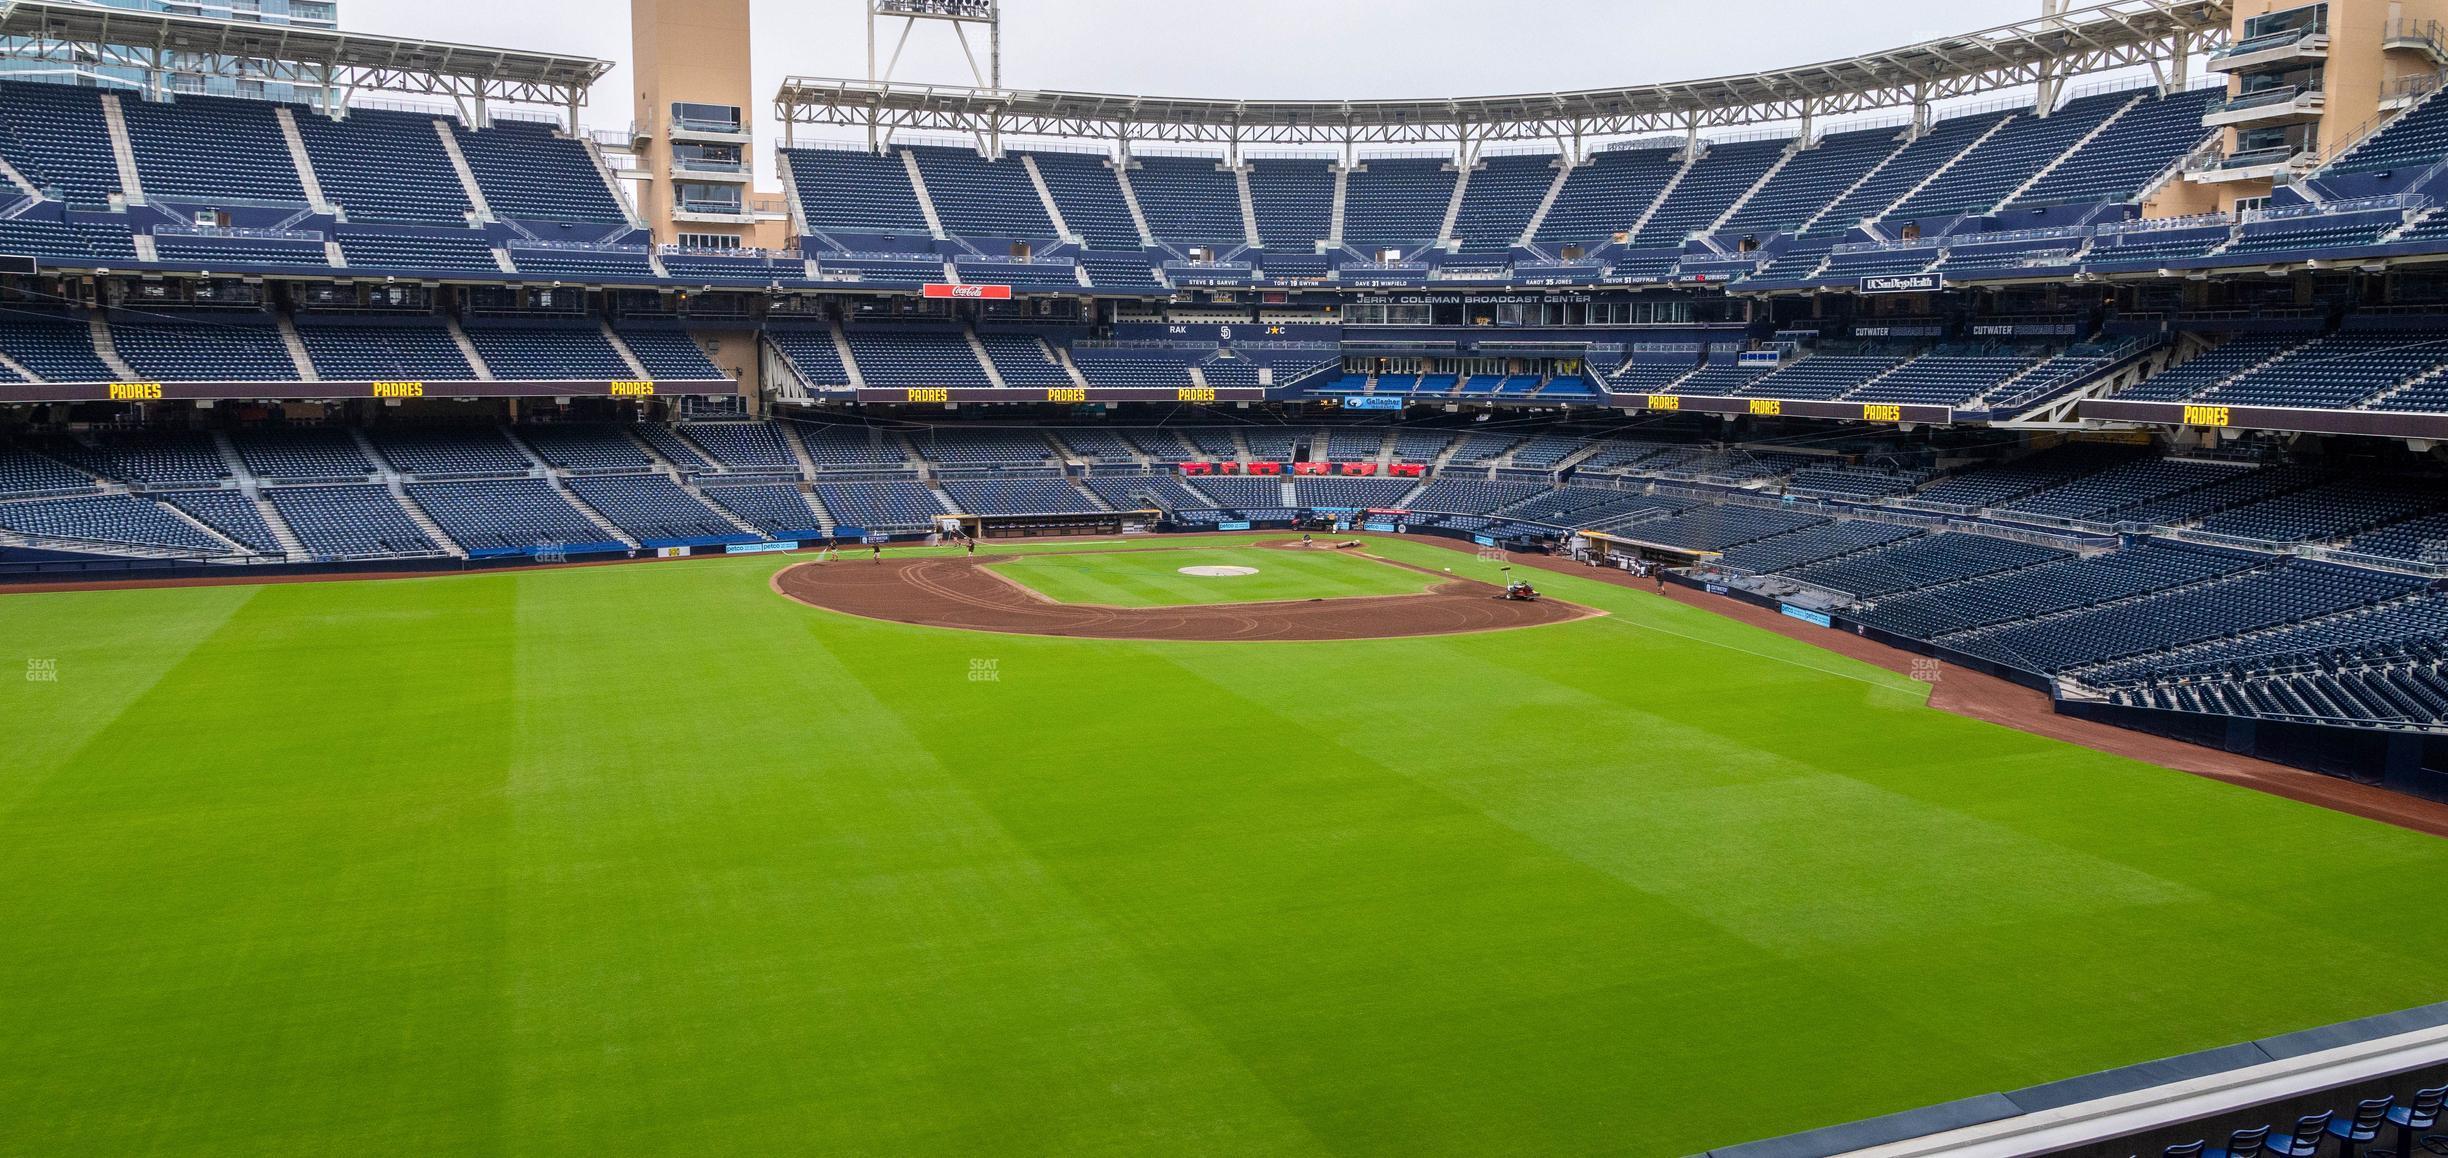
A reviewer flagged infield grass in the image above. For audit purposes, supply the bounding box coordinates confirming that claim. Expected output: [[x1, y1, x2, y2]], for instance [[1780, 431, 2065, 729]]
[[4, 534, 2446, 1157], [985, 543, 1433, 606]]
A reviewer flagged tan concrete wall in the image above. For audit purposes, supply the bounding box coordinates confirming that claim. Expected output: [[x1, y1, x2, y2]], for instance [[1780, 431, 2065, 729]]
[[631, 0, 759, 247], [2181, 0, 2448, 212]]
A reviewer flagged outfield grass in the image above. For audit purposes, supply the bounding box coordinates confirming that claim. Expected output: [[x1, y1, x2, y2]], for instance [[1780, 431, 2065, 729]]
[[986, 543, 1432, 607], [5, 536, 2447, 1156]]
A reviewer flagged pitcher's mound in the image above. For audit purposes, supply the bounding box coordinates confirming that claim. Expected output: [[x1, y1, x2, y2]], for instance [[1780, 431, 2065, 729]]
[[1179, 565, 1260, 577]]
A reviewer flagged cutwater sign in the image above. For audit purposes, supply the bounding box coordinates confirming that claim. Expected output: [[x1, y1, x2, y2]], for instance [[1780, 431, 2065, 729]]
[[1858, 273, 1942, 294]]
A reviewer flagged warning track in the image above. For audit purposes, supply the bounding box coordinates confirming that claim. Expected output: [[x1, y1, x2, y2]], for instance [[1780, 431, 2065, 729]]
[[772, 550, 1596, 641]]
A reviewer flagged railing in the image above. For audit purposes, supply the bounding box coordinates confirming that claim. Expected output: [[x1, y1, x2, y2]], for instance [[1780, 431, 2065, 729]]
[[658, 244, 796, 260], [506, 239, 652, 253], [2094, 210, 2234, 236], [2384, 18, 2448, 57], [2210, 26, 2323, 59], [2243, 193, 2427, 223], [151, 224, 325, 242], [2211, 85, 2313, 114]]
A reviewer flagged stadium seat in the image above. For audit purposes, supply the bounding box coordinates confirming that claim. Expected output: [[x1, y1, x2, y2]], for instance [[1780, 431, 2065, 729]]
[[2323, 1097, 2394, 1157], [2266, 1111, 2335, 1158], [2204, 1125, 2269, 1158]]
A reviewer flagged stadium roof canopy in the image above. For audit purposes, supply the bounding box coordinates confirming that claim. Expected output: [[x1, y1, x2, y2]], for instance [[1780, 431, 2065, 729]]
[[776, 0, 2230, 151], [0, 0, 610, 116]]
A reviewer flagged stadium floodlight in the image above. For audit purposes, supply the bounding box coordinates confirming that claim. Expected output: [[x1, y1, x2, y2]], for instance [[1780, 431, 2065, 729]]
[[859, 0, 1000, 150]]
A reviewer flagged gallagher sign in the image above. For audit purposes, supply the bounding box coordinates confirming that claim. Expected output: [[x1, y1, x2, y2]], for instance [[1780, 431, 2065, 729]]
[[923, 283, 1014, 300], [1858, 273, 1942, 294]]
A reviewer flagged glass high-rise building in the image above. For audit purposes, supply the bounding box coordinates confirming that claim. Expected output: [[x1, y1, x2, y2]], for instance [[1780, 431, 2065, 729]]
[[1, 0, 342, 101]]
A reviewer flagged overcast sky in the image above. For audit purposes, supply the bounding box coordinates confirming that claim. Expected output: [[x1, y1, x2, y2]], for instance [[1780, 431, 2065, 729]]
[[338, 0, 2045, 180]]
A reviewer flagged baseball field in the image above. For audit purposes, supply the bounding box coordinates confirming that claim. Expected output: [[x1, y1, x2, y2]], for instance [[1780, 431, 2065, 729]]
[[5, 535, 2445, 1156]]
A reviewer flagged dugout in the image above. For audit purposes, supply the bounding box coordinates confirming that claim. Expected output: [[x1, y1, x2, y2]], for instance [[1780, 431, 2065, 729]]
[[958, 510, 1161, 540], [1577, 529, 1720, 572]]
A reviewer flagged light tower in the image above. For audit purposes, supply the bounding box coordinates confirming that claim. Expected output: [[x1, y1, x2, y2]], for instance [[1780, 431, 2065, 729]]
[[863, 0, 1000, 149]]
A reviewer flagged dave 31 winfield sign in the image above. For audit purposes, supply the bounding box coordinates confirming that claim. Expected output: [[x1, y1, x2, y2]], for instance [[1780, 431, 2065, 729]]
[[922, 283, 1014, 300]]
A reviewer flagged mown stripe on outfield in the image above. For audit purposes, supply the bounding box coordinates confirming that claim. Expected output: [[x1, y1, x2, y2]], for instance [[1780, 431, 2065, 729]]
[[0, 576, 518, 1154], [494, 562, 1329, 1155], [0, 583, 257, 820]]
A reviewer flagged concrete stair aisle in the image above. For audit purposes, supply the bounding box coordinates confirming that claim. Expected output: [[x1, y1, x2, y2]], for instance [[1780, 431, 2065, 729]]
[[1709, 141, 1801, 234], [1798, 129, 1916, 233], [1626, 147, 1702, 240], [209, 432, 254, 483], [1435, 158, 1474, 247], [776, 421, 821, 480], [1871, 114, 2017, 222], [797, 486, 836, 536], [278, 316, 321, 381], [900, 149, 949, 240], [965, 329, 1009, 389], [346, 427, 392, 476], [1018, 154, 1081, 244], [152, 499, 252, 556], [431, 120, 495, 221], [681, 476, 767, 538], [499, 424, 551, 474], [246, 486, 308, 560], [831, 322, 867, 389], [273, 106, 337, 216], [1996, 94, 2146, 211], [1112, 158, 1158, 247], [388, 480, 468, 558], [89, 317, 139, 381], [602, 323, 652, 379], [550, 474, 641, 549], [1234, 164, 1262, 247], [98, 94, 145, 205], [1515, 156, 1577, 246], [447, 318, 496, 380], [1328, 163, 1351, 245]]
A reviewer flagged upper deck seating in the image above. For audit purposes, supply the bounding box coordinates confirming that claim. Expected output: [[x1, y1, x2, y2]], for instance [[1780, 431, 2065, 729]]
[[0, 81, 121, 207], [1634, 139, 1788, 245], [1450, 152, 1563, 253], [2009, 88, 2219, 208], [1535, 146, 1681, 245], [1023, 150, 1142, 249], [1889, 91, 2129, 220], [1246, 156, 1335, 247], [1129, 154, 1245, 247], [909, 145, 1056, 239], [1719, 125, 1901, 238], [452, 120, 629, 225], [293, 108, 474, 224], [1343, 157, 1455, 247], [119, 93, 304, 205]]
